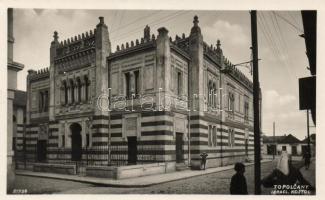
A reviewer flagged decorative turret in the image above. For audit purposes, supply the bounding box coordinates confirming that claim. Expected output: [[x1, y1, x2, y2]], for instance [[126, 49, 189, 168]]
[[53, 31, 59, 43], [98, 16, 105, 25], [144, 25, 151, 41], [191, 15, 201, 35], [216, 39, 223, 55], [50, 31, 59, 62]]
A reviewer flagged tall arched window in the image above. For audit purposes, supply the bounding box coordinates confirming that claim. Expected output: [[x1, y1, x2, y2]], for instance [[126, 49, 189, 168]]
[[208, 81, 212, 106], [63, 80, 68, 105], [39, 91, 44, 112], [212, 126, 217, 147], [84, 75, 89, 102], [212, 83, 216, 108], [228, 92, 235, 118], [76, 78, 82, 103], [70, 79, 75, 103], [208, 125, 212, 147], [44, 91, 49, 111]]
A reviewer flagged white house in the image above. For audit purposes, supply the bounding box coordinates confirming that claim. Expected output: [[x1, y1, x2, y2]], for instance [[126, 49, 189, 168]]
[[262, 134, 308, 156]]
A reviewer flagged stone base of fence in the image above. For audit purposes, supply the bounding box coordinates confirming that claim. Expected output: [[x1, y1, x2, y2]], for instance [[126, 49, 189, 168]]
[[33, 163, 77, 175], [86, 162, 176, 179]]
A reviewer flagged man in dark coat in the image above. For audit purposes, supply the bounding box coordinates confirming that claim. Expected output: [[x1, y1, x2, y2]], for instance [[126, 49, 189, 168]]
[[230, 162, 248, 194], [303, 151, 311, 170], [200, 152, 208, 170]]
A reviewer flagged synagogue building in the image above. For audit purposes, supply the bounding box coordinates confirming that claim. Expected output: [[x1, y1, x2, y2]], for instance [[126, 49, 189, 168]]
[[16, 16, 259, 172]]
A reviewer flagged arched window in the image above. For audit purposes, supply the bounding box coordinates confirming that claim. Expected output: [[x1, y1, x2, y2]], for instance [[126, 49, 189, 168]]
[[44, 91, 49, 111], [177, 71, 182, 96], [212, 83, 216, 108], [84, 75, 90, 102], [76, 78, 82, 103], [212, 126, 217, 147], [63, 80, 68, 105], [208, 81, 212, 106], [70, 79, 75, 103], [228, 92, 235, 118], [39, 91, 44, 112]]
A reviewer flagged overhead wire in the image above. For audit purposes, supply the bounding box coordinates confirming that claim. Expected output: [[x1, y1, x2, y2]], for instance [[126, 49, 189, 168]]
[[273, 12, 303, 34], [110, 10, 185, 41], [110, 10, 163, 33], [257, 12, 296, 83], [111, 10, 189, 43], [272, 11, 299, 80]]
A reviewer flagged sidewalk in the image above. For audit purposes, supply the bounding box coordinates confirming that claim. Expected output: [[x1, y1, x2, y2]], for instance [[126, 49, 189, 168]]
[[299, 158, 316, 187], [15, 160, 272, 188]]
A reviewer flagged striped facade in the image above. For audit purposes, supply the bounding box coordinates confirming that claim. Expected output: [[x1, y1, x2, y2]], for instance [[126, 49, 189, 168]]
[[20, 15, 260, 170]]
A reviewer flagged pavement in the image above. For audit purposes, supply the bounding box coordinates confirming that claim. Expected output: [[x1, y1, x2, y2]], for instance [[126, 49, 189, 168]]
[[15, 159, 272, 188], [299, 158, 316, 187]]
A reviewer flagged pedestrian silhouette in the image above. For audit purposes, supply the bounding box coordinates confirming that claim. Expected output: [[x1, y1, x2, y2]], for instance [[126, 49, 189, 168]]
[[230, 162, 248, 194], [302, 150, 311, 170], [200, 152, 208, 170]]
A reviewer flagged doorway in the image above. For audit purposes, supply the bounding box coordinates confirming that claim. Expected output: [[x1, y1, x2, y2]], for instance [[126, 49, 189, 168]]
[[127, 136, 137, 165], [176, 133, 184, 163], [37, 140, 47, 162], [302, 145, 308, 155], [292, 146, 298, 155], [70, 123, 82, 161]]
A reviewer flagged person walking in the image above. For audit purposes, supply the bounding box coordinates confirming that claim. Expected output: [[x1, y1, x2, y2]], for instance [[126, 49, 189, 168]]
[[230, 162, 248, 195], [303, 151, 311, 170], [200, 152, 208, 170]]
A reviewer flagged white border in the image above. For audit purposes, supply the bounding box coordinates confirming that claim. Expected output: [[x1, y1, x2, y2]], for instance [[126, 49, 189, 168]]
[[0, 0, 324, 200]]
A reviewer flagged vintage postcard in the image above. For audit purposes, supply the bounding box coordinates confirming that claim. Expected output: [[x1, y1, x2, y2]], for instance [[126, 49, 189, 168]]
[[1, 0, 321, 198]]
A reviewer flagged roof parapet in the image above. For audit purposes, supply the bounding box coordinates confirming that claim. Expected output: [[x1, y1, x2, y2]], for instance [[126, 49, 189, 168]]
[[114, 27, 157, 53]]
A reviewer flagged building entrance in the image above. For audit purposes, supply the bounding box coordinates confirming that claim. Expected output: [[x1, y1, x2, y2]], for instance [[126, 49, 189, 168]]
[[37, 140, 47, 162], [70, 123, 82, 161], [127, 136, 137, 165], [176, 132, 184, 163]]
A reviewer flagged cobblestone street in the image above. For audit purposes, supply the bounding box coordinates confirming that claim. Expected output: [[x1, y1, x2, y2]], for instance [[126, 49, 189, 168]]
[[11, 160, 315, 195], [59, 160, 278, 194]]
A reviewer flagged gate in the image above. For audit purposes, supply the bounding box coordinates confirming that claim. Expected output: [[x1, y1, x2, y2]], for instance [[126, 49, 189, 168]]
[[176, 133, 184, 163], [37, 140, 47, 162]]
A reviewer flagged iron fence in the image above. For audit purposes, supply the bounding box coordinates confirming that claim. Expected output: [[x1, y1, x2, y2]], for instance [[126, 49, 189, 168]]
[[15, 144, 162, 169]]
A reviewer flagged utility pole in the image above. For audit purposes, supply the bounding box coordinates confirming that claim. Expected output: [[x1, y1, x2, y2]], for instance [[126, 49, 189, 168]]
[[306, 110, 311, 154], [273, 122, 275, 160], [251, 10, 261, 195], [219, 74, 223, 166]]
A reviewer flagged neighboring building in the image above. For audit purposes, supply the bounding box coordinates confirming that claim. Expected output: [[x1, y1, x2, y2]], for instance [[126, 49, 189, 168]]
[[12, 90, 27, 153], [20, 16, 258, 171], [7, 8, 24, 190], [262, 134, 308, 156]]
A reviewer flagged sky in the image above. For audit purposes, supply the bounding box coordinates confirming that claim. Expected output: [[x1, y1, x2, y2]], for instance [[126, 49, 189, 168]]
[[12, 9, 314, 140]]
